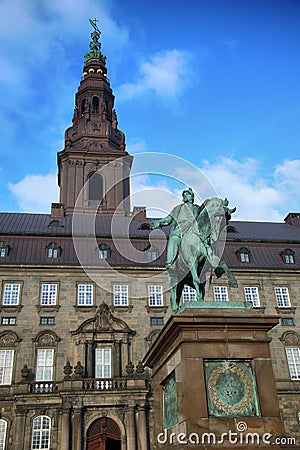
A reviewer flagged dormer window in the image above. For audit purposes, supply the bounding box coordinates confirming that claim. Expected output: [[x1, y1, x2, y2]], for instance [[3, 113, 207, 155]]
[[227, 225, 237, 233], [146, 246, 159, 262], [238, 247, 250, 263], [46, 243, 61, 259], [0, 242, 9, 258], [48, 220, 63, 228], [283, 249, 295, 264], [98, 244, 111, 260], [139, 223, 151, 231]]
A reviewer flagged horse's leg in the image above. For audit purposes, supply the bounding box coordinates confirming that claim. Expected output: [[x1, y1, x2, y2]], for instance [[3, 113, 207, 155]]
[[190, 263, 204, 301], [218, 260, 238, 287]]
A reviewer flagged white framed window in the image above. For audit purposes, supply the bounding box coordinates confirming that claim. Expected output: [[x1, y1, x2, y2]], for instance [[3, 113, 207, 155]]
[[148, 285, 163, 306], [283, 249, 295, 264], [46, 243, 61, 259], [275, 287, 291, 307], [213, 286, 228, 302], [95, 348, 111, 378], [0, 350, 14, 385], [244, 287, 260, 307], [182, 286, 196, 302], [113, 285, 129, 306], [0, 419, 7, 450], [2, 283, 20, 306], [31, 416, 51, 450], [146, 246, 158, 262], [36, 349, 54, 381], [77, 284, 93, 306], [285, 347, 300, 380], [40, 284, 57, 306], [1, 317, 16, 325]]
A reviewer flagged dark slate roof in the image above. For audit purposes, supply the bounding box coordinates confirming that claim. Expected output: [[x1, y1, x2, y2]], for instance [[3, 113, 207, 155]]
[[1, 212, 300, 269]]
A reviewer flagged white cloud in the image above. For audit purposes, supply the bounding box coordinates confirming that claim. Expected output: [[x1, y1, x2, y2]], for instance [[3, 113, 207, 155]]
[[130, 157, 300, 222], [117, 49, 193, 100], [126, 138, 147, 154], [8, 173, 59, 213]]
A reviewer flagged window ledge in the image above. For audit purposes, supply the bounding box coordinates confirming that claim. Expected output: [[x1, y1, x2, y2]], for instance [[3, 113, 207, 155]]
[[111, 305, 133, 313], [145, 305, 168, 313], [251, 306, 265, 313], [36, 305, 61, 313], [275, 307, 296, 315], [73, 305, 97, 312], [0, 305, 23, 313]]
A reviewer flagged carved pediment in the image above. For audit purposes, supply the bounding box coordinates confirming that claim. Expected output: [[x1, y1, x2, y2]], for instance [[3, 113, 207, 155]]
[[73, 302, 134, 335]]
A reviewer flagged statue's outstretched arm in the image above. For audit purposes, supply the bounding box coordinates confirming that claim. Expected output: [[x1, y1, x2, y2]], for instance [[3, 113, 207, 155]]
[[152, 215, 172, 229]]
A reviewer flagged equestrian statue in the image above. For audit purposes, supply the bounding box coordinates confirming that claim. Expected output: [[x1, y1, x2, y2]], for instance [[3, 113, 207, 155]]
[[152, 188, 238, 313]]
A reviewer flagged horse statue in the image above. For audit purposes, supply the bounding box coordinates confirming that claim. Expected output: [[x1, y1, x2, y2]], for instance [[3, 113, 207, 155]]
[[155, 195, 238, 314]]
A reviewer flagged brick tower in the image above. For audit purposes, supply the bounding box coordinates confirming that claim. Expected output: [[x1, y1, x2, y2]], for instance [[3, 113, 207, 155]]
[[57, 19, 132, 216]]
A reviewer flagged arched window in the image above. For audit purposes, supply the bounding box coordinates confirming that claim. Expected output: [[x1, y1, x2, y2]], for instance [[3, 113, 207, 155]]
[[88, 173, 103, 202], [0, 419, 7, 450], [31, 416, 51, 450], [139, 223, 151, 231], [227, 225, 237, 233], [46, 243, 61, 259], [281, 332, 300, 381], [98, 244, 111, 260], [92, 96, 99, 113], [238, 247, 250, 263], [282, 249, 295, 264]]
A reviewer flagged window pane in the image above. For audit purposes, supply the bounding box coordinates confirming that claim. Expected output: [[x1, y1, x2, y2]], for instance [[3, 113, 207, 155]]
[[213, 286, 228, 302], [77, 284, 93, 305], [95, 348, 111, 378], [31, 416, 51, 450], [36, 349, 54, 382], [244, 287, 260, 307], [0, 419, 7, 450], [182, 286, 196, 302], [113, 285, 128, 306], [0, 350, 14, 385], [2, 284, 20, 305], [148, 285, 163, 306], [275, 287, 291, 307], [286, 348, 300, 380], [41, 285, 57, 306]]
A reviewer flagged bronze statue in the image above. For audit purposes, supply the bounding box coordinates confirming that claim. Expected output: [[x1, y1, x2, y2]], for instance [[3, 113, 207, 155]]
[[152, 189, 237, 313]]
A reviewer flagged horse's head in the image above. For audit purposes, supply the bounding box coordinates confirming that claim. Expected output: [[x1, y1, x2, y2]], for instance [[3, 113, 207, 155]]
[[201, 197, 236, 243]]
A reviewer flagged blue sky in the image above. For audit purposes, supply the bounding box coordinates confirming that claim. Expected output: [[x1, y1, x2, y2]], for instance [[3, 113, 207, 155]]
[[0, 0, 299, 221]]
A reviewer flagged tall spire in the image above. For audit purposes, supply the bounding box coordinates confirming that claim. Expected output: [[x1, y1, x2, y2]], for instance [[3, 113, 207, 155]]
[[84, 18, 107, 66]]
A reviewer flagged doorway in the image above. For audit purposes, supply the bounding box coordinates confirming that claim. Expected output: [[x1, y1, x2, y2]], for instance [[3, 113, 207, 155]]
[[86, 417, 121, 450]]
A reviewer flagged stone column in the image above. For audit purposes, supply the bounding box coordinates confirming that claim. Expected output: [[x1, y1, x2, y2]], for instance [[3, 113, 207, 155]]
[[59, 406, 70, 450], [125, 405, 136, 450], [114, 340, 122, 377], [14, 407, 27, 450], [86, 341, 94, 378], [137, 404, 148, 450], [72, 407, 82, 450]]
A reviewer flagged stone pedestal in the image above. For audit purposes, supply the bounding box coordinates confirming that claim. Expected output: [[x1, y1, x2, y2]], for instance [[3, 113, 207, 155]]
[[143, 308, 284, 449]]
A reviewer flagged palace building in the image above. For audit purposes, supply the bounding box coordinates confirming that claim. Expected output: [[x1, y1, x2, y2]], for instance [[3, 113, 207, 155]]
[[0, 22, 299, 450]]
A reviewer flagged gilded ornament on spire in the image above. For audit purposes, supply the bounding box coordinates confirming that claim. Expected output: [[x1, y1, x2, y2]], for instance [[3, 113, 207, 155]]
[[84, 18, 107, 65]]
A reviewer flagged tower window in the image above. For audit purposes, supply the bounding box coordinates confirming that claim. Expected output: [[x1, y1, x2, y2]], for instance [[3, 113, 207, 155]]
[[88, 172, 103, 202], [81, 99, 86, 116], [92, 96, 99, 113]]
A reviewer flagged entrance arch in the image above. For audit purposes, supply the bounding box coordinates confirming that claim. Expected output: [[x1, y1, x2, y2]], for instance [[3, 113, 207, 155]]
[[87, 417, 121, 450]]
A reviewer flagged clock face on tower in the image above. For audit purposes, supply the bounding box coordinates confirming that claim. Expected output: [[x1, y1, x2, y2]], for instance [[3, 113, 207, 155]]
[[204, 360, 261, 417]]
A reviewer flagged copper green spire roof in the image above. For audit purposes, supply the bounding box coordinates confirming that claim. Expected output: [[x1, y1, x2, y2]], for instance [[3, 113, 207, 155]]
[[84, 18, 107, 65]]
